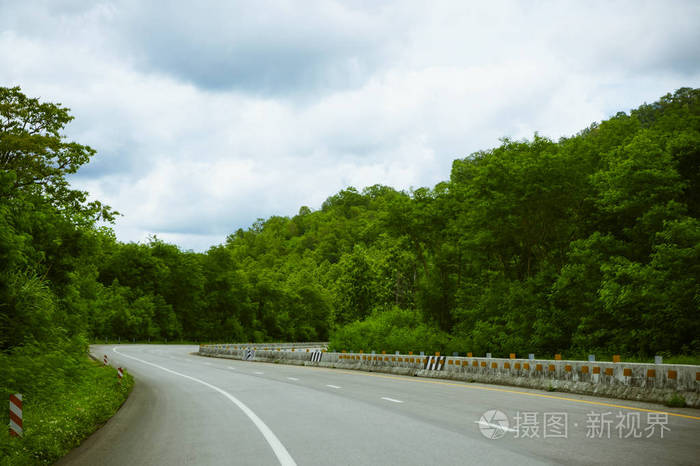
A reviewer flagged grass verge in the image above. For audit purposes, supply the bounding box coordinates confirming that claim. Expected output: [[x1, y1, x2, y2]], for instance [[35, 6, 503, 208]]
[[0, 358, 134, 465]]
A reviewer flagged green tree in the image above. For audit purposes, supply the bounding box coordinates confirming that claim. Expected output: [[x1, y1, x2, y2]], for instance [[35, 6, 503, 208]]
[[0, 86, 114, 223]]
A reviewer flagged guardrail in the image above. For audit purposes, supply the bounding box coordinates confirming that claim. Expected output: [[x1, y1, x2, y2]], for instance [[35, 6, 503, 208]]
[[199, 345, 700, 408]]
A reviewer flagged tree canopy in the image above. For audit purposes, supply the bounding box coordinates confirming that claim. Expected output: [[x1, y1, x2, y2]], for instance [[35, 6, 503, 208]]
[[1, 86, 698, 371]]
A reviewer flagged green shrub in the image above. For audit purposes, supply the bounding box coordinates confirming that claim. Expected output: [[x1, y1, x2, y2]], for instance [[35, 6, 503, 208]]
[[665, 394, 686, 408], [0, 357, 133, 465], [329, 306, 451, 354]]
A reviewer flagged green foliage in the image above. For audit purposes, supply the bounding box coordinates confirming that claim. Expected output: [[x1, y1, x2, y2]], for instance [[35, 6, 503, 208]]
[[328, 307, 450, 354], [2, 87, 700, 459], [2, 85, 687, 358], [0, 86, 115, 223], [0, 87, 129, 465], [0, 358, 134, 465], [0, 272, 62, 349], [437, 88, 700, 357], [664, 394, 686, 408], [0, 83, 698, 464]]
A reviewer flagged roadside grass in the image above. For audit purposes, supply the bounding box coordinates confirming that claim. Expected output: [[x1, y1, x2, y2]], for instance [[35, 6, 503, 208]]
[[0, 358, 134, 466]]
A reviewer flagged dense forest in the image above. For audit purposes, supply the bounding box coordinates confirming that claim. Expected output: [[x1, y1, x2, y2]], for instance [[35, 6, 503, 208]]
[[1, 86, 699, 386]]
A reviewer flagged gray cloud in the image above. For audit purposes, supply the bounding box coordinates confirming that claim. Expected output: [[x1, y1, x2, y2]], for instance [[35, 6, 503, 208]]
[[112, 0, 407, 95]]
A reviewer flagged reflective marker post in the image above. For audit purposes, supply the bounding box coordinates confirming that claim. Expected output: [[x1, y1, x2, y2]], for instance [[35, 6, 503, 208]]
[[9, 394, 22, 437]]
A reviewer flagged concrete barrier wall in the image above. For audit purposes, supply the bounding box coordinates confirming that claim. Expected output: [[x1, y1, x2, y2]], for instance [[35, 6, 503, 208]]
[[198, 345, 700, 408]]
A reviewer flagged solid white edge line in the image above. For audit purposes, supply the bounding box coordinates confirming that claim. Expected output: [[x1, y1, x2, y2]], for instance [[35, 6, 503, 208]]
[[380, 397, 403, 403], [326, 384, 341, 389], [113, 346, 296, 466]]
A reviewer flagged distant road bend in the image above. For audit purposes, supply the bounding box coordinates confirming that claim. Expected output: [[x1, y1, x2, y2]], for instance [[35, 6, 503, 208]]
[[59, 345, 700, 465]]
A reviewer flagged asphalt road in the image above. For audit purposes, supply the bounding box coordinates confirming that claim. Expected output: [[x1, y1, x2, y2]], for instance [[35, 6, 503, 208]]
[[58, 345, 700, 465]]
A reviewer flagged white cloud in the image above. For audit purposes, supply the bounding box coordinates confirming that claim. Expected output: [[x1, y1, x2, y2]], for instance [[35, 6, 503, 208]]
[[1, 0, 699, 251]]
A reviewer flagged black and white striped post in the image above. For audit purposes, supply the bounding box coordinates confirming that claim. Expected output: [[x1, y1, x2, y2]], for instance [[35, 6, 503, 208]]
[[117, 367, 124, 383], [425, 356, 446, 371]]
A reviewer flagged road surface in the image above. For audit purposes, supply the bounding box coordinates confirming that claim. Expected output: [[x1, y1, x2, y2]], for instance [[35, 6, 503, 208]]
[[58, 345, 700, 465]]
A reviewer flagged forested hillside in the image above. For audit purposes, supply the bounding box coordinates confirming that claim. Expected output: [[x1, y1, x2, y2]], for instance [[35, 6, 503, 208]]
[[0, 87, 133, 464], [1, 87, 699, 372]]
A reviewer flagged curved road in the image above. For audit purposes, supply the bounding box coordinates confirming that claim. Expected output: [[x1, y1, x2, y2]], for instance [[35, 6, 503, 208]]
[[59, 345, 700, 465]]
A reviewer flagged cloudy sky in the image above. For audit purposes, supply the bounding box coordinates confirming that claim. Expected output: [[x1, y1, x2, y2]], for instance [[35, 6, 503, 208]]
[[2, 0, 699, 251]]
